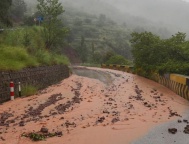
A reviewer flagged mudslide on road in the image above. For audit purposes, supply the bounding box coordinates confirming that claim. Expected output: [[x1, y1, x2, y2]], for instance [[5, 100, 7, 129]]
[[0, 67, 189, 144]]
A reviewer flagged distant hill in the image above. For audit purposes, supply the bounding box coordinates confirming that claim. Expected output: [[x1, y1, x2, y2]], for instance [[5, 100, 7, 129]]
[[23, 0, 189, 63], [61, 0, 189, 38], [107, 0, 189, 35], [25, 0, 189, 37]]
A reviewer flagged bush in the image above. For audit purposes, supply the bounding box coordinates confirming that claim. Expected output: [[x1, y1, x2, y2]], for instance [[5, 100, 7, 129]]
[[51, 53, 70, 65], [0, 26, 70, 71], [2, 27, 45, 54], [105, 55, 131, 65], [0, 45, 39, 70], [35, 49, 70, 65], [22, 84, 38, 97]]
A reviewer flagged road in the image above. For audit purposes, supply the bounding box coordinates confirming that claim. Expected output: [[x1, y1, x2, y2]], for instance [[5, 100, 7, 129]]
[[0, 66, 189, 144], [132, 111, 189, 144]]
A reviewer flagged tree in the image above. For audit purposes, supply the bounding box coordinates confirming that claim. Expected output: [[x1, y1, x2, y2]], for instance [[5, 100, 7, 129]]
[[78, 36, 88, 62], [96, 14, 106, 27], [105, 55, 130, 65], [0, 0, 12, 27], [11, 0, 27, 22], [130, 31, 189, 76], [37, 0, 67, 50]]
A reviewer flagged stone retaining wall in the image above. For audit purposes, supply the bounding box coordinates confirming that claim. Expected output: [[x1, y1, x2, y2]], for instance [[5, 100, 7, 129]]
[[0, 65, 69, 103]]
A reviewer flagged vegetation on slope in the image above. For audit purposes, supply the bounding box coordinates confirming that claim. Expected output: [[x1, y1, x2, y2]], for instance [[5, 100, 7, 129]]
[[0, 0, 69, 71], [62, 7, 132, 64], [131, 32, 189, 77]]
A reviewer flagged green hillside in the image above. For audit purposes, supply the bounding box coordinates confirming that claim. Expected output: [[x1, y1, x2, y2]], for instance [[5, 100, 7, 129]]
[[62, 6, 132, 63], [0, 0, 69, 71]]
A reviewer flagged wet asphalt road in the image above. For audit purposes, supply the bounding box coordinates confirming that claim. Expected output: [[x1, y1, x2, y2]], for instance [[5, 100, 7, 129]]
[[132, 111, 189, 144], [72, 66, 189, 144], [72, 66, 114, 85]]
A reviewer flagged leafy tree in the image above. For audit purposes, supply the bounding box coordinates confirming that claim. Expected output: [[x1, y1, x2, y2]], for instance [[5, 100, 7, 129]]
[[93, 52, 103, 63], [96, 14, 106, 27], [23, 11, 42, 26], [78, 36, 88, 62], [37, 0, 67, 50], [131, 32, 163, 72], [73, 18, 83, 26], [84, 18, 92, 24], [11, 0, 27, 21], [0, 0, 12, 27], [102, 51, 115, 63], [105, 55, 130, 65], [130, 31, 189, 76], [91, 42, 95, 62]]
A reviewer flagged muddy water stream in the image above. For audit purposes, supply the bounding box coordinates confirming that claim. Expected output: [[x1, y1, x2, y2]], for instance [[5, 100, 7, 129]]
[[71, 67, 113, 85]]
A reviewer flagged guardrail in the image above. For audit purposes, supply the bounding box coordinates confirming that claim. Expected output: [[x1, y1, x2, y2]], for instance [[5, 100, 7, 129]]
[[158, 74, 189, 100], [101, 64, 189, 101]]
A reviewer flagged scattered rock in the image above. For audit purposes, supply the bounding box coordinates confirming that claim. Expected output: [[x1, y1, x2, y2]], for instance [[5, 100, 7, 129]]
[[184, 125, 189, 134], [65, 121, 76, 128], [19, 121, 25, 127], [103, 110, 110, 114], [55, 131, 63, 137], [168, 128, 177, 134], [183, 119, 189, 123], [40, 127, 48, 133], [168, 107, 181, 118], [0, 136, 5, 141], [111, 117, 120, 123], [96, 117, 105, 124], [59, 117, 64, 120]]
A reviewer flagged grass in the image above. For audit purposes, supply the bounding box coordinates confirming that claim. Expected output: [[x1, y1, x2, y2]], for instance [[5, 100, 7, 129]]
[[22, 84, 38, 97], [0, 45, 39, 71], [0, 26, 70, 71], [35, 49, 70, 66]]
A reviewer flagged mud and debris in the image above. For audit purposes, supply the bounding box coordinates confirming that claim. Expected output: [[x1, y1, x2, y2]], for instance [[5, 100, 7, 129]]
[[168, 128, 177, 134], [0, 67, 188, 144]]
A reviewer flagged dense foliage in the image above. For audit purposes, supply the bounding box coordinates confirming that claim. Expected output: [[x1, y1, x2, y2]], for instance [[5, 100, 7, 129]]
[[105, 55, 131, 65], [0, 0, 12, 27], [0, 0, 70, 71], [0, 27, 69, 70], [131, 32, 189, 77], [11, 0, 27, 22], [61, 7, 132, 64], [37, 0, 68, 50]]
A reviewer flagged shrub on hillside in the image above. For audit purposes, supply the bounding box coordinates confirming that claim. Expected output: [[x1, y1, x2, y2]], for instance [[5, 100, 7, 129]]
[[105, 55, 131, 65], [35, 49, 70, 66], [0, 45, 39, 70]]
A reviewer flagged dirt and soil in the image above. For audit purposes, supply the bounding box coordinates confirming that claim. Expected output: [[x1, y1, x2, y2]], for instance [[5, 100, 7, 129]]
[[0, 67, 189, 144]]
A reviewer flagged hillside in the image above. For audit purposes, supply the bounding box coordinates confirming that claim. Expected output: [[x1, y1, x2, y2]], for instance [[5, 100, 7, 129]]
[[25, 0, 189, 38], [107, 0, 189, 35], [23, 0, 189, 64], [61, 0, 189, 38], [61, 6, 132, 63]]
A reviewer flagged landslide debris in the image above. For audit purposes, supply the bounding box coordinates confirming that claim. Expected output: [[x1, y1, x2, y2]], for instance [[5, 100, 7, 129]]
[[22, 127, 63, 141]]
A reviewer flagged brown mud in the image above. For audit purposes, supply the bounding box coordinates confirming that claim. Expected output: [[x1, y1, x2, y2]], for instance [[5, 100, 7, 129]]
[[0, 67, 189, 144]]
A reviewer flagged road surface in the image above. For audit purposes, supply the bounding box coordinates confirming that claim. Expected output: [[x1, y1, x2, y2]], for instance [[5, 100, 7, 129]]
[[0, 66, 189, 144]]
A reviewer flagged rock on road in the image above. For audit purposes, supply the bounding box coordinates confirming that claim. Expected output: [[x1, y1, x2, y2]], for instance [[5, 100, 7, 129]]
[[0, 67, 189, 144]]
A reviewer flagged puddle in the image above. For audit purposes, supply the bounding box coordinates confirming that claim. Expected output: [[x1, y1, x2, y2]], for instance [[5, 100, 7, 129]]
[[71, 67, 114, 85]]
